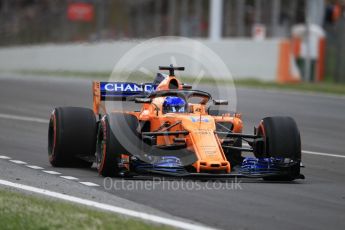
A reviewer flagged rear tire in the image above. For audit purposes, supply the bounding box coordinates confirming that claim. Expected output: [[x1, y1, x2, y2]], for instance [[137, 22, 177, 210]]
[[48, 107, 96, 167], [256, 116, 301, 181], [96, 113, 139, 177]]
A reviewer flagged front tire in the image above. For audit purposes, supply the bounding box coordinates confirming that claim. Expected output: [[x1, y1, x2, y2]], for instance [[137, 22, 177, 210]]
[[48, 107, 96, 167], [256, 116, 302, 181], [96, 113, 139, 177]]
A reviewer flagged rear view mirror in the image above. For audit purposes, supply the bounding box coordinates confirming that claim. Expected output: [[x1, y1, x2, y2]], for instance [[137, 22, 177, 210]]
[[182, 84, 192, 90], [213, 99, 228, 105]]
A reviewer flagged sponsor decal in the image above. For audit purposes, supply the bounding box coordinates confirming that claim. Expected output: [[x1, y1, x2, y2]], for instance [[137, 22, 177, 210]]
[[193, 129, 213, 135], [190, 117, 209, 123], [100, 82, 156, 96], [202, 146, 217, 156]]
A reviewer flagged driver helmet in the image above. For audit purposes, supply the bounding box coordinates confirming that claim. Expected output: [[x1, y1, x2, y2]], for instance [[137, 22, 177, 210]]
[[163, 96, 186, 113]]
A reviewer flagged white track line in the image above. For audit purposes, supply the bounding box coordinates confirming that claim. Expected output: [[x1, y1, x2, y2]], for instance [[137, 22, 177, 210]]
[[302, 150, 345, 159], [243, 143, 345, 159], [10, 160, 27, 164], [60, 176, 79, 180], [42, 170, 61, 175], [0, 155, 11, 159], [26, 165, 44, 170], [0, 113, 48, 124], [0, 179, 215, 230], [79, 182, 100, 187]]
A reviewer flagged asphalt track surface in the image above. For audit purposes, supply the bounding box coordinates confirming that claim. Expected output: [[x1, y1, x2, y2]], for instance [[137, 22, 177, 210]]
[[0, 74, 345, 230]]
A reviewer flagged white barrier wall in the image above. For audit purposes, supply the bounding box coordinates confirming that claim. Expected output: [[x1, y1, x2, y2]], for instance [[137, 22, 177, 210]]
[[0, 39, 281, 81]]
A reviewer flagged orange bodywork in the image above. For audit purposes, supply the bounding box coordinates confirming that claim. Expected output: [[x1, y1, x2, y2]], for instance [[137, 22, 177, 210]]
[[92, 76, 243, 173]]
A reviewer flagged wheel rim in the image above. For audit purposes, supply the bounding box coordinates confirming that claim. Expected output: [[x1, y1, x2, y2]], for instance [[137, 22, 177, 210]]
[[254, 122, 267, 158]]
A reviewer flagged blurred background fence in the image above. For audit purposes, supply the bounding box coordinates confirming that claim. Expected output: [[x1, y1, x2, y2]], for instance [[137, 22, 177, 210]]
[[0, 0, 344, 82], [0, 0, 307, 44]]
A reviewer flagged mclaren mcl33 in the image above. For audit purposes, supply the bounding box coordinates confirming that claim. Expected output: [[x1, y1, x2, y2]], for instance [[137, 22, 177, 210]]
[[48, 65, 304, 181]]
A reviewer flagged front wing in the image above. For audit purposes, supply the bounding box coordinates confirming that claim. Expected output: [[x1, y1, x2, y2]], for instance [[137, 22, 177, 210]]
[[128, 157, 305, 180]]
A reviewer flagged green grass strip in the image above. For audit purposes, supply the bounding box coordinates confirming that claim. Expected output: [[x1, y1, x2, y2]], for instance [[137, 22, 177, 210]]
[[0, 188, 170, 230]]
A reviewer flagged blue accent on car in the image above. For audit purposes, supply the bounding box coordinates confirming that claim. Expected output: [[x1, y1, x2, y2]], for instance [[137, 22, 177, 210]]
[[154, 156, 182, 168], [240, 157, 283, 174], [131, 156, 185, 174], [190, 117, 209, 122]]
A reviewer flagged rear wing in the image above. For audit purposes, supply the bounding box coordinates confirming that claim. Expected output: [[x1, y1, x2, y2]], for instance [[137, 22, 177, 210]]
[[92, 81, 156, 114]]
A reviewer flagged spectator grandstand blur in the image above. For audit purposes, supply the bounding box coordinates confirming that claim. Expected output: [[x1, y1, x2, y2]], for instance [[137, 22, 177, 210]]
[[0, 0, 307, 45], [0, 0, 344, 82]]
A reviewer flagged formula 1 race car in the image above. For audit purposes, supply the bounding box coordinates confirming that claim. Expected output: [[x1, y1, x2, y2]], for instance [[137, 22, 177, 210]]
[[48, 65, 304, 181]]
